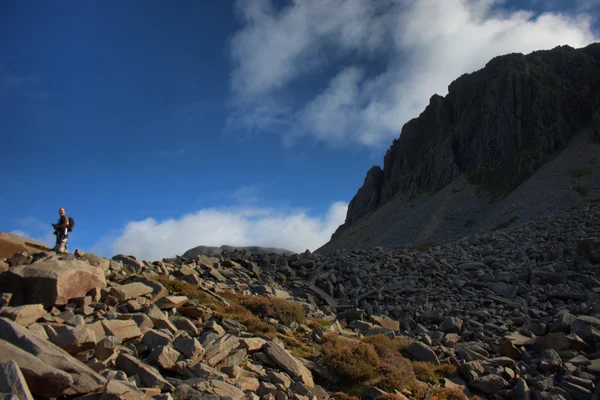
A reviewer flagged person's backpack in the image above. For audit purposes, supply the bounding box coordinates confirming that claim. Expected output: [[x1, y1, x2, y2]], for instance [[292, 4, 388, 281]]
[[68, 217, 75, 232]]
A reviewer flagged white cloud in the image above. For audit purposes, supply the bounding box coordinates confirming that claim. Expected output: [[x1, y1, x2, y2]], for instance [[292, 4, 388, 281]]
[[9, 216, 56, 248], [229, 0, 598, 147], [101, 202, 348, 260]]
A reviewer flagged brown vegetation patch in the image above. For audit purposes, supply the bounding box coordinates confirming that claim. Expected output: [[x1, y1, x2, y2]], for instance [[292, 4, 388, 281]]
[[222, 292, 306, 325], [322, 334, 381, 382], [571, 167, 592, 178], [492, 216, 519, 231], [153, 276, 216, 304], [408, 242, 440, 251]]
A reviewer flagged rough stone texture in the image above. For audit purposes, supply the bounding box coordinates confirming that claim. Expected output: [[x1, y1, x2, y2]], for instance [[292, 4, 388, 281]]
[[263, 342, 314, 388], [0, 360, 34, 400], [0, 339, 73, 397], [49, 325, 96, 354], [110, 282, 153, 302], [147, 346, 181, 370], [577, 238, 600, 263], [173, 332, 204, 360], [0, 232, 49, 259], [204, 334, 240, 366], [470, 374, 509, 394], [101, 319, 142, 341], [186, 379, 245, 400], [0, 305, 45, 327], [99, 379, 149, 400], [405, 341, 440, 365], [0, 259, 106, 307], [0, 317, 105, 396], [115, 353, 174, 392], [155, 296, 188, 309]]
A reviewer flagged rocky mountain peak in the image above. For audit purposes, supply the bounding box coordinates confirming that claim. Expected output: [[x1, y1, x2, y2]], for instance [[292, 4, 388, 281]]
[[330, 43, 600, 245]]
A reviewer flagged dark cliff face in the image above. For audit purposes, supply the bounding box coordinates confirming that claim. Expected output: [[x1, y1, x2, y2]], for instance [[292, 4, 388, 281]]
[[334, 43, 600, 238]]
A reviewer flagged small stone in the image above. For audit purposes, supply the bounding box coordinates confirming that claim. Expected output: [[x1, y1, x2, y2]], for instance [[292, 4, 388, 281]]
[[173, 332, 204, 360], [540, 349, 563, 373], [155, 296, 188, 310], [147, 346, 181, 370]]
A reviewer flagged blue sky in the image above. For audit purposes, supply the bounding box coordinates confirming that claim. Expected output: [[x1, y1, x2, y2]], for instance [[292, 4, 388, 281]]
[[1, 0, 599, 259]]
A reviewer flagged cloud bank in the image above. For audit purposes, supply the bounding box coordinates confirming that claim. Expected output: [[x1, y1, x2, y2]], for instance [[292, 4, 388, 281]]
[[103, 202, 347, 260], [228, 0, 598, 147]]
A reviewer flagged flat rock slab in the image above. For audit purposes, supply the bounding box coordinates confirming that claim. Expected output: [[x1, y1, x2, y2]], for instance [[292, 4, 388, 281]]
[[0, 260, 106, 307], [0, 360, 34, 400], [0, 338, 73, 397], [0, 232, 49, 259], [187, 379, 245, 400], [155, 296, 188, 309], [102, 319, 142, 342], [110, 282, 154, 302], [0, 305, 45, 327], [0, 317, 105, 396], [263, 342, 314, 388]]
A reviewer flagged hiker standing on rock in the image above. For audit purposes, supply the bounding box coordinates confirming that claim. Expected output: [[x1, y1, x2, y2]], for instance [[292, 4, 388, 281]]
[[52, 207, 69, 253]]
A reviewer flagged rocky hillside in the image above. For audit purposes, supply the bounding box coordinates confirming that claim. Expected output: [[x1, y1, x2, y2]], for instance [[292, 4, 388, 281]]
[[0, 204, 599, 399], [322, 43, 600, 252], [184, 245, 295, 258]]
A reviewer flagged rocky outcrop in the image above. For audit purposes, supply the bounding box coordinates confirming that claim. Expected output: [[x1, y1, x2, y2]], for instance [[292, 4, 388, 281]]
[[0, 232, 49, 259], [333, 43, 600, 239], [0, 259, 106, 307]]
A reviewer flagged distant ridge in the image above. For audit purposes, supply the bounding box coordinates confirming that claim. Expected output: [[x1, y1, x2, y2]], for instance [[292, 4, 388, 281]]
[[183, 244, 295, 258]]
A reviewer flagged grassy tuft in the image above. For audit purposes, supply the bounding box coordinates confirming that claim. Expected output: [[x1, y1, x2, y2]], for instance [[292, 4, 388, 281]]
[[571, 167, 592, 178], [322, 334, 381, 382], [278, 334, 319, 358], [574, 186, 592, 197], [222, 292, 306, 325], [500, 204, 521, 216], [153, 276, 216, 304], [368, 362, 414, 393], [308, 319, 333, 330], [408, 242, 439, 251], [361, 334, 412, 353], [492, 216, 519, 231], [467, 166, 518, 199], [430, 387, 468, 400]]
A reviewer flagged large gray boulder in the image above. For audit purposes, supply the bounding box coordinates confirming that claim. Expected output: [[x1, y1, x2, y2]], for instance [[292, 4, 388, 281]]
[[0, 259, 106, 307], [0, 317, 105, 396], [0, 360, 34, 400], [0, 339, 73, 397]]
